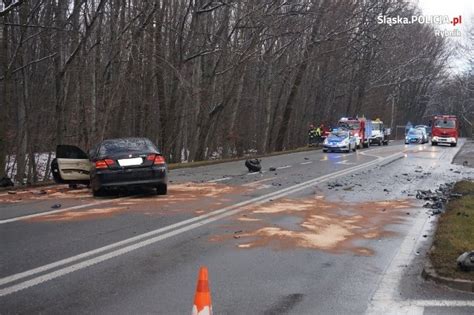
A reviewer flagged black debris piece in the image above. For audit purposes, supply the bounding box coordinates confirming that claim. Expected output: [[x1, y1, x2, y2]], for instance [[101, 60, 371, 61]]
[[51, 203, 62, 209], [457, 252, 474, 272], [0, 177, 14, 187], [245, 159, 262, 172], [269, 167, 277, 171]]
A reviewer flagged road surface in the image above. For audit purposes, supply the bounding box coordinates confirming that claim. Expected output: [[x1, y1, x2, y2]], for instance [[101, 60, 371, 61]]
[[1, 140, 474, 314]]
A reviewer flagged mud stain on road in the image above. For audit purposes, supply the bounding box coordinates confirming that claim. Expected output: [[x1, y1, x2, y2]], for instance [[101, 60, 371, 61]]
[[0, 186, 91, 203], [26, 182, 249, 222], [28, 206, 128, 222], [211, 197, 412, 255]]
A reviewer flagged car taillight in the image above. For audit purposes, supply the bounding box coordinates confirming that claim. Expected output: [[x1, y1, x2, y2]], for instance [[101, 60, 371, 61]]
[[146, 154, 166, 165], [154, 155, 166, 165], [95, 159, 115, 169], [146, 154, 155, 161]]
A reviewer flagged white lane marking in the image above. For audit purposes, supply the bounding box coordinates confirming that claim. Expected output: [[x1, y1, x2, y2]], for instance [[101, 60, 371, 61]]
[[242, 177, 276, 187], [366, 209, 434, 314], [336, 160, 355, 165], [246, 172, 263, 176], [320, 154, 344, 161], [0, 152, 403, 296], [256, 184, 272, 190], [300, 161, 312, 165], [0, 198, 130, 225], [207, 177, 232, 183], [276, 165, 292, 170], [410, 300, 474, 307], [359, 151, 386, 159]]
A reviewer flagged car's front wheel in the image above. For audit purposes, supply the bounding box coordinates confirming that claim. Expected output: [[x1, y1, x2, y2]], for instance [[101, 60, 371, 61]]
[[156, 184, 167, 195]]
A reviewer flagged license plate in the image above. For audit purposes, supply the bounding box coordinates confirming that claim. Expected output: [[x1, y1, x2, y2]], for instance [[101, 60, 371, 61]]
[[118, 157, 143, 166]]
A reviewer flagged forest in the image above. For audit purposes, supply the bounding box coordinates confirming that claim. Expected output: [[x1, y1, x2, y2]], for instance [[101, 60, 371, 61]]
[[1, 0, 473, 183]]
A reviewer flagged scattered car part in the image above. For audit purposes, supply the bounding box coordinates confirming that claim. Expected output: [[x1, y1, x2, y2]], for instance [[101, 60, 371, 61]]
[[245, 159, 261, 172], [457, 251, 474, 272]]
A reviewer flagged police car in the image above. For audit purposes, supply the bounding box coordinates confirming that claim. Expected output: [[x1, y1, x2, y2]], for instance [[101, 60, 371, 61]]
[[323, 129, 357, 153]]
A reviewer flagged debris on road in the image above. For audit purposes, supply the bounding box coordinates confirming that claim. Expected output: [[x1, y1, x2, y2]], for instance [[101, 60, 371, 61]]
[[269, 167, 277, 171], [32, 190, 47, 195], [245, 159, 262, 172], [415, 183, 455, 215], [51, 203, 62, 209], [7, 190, 16, 195], [457, 251, 474, 272], [0, 177, 14, 187]]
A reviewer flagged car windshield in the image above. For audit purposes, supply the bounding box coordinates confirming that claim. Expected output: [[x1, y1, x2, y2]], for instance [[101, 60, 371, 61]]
[[434, 119, 455, 129], [99, 138, 157, 156], [372, 122, 382, 131], [328, 131, 349, 139], [338, 121, 359, 130], [408, 129, 422, 136]]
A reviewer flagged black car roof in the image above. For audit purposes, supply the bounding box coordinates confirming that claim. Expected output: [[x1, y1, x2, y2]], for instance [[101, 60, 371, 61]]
[[101, 137, 152, 143]]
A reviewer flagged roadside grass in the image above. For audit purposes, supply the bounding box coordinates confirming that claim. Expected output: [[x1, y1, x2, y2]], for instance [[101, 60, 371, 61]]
[[430, 180, 474, 281]]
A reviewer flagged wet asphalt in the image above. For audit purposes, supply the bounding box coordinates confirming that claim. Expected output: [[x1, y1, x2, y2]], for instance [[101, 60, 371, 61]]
[[1, 140, 473, 314]]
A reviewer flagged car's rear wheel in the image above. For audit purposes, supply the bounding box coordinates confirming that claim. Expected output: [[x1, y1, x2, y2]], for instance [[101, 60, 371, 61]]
[[92, 187, 106, 197], [156, 184, 167, 195], [432, 142, 437, 146]]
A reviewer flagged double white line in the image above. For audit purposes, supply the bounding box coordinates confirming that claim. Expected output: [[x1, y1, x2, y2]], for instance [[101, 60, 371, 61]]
[[0, 151, 403, 297]]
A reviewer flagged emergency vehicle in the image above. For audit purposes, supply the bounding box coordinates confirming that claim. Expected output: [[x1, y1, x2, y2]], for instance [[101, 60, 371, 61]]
[[431, 115, 458, 147], [369, 118, 390, 146], [337, 117, 372, 148]]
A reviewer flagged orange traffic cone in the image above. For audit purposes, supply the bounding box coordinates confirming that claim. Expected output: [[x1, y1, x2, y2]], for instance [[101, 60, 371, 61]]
[[192, 266, 213, 315]]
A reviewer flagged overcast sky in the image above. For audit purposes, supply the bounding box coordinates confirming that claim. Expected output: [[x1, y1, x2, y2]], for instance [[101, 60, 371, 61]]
[[414, 0, 473, 73]]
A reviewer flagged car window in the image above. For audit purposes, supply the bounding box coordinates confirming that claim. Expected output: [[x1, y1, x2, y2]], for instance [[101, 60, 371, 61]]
[[408, 129, 421, 136], [98, 138, 158, 156], [56, 145, 88, 159], [434, 120, 455, 128], [329, 131, 348, 139]]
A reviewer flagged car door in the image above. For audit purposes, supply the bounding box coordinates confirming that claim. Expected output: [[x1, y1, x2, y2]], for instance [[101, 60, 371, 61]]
[[56, 145, 91, 182]]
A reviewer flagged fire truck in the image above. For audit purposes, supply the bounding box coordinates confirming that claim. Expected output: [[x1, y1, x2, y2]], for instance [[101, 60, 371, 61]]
[[337, 117, 373, 148], [431, 115, 458, 147]]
